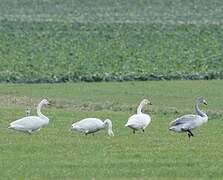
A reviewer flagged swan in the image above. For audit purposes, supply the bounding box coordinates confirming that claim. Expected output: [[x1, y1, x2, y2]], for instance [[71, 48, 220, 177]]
[[169, 97, 208, 138], [9, 99, 50, 134], [71, 118, 114, 136], [125, 99, 152, 133], [26, 108, 32, 116]]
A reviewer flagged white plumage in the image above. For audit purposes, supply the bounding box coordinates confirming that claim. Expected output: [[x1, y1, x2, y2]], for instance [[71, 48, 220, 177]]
[[169, 97, 208, 138], [125, 99, 152, 133], [9, 99, 50, 134], [71, 118, 114, 136]]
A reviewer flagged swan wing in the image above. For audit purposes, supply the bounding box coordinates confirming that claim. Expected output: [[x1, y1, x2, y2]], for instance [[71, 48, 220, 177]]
[[72, 118, 104, 133], [10, 116, 44, 131], [126, 114, 151, 128], [71, 125, 87, 133], [170, 114, 201, 129]]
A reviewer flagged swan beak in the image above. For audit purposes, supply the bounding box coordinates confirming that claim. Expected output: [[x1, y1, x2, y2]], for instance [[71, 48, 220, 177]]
[[109, 132, 114, 137], [169, 127, 174, 131], [203, 100, 208, 105], [149, 102, 152, 105]]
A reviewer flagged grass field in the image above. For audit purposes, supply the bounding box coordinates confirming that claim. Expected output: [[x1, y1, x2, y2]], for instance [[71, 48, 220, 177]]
[[0, 0, 223, 82], [0, 80, 223, 179]]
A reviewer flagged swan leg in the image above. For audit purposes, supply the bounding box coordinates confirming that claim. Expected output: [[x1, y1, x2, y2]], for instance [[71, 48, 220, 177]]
[[27, 130, 32, 135], [187, 133, 191, 139], [142, 129, 145, 133], [85, 130, 89, 136], [188, 130, 194, 137], [187, 130, 194, 139], [133, 130, 135, 134]]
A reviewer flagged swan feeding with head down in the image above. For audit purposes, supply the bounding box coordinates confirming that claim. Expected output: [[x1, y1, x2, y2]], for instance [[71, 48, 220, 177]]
[[9, 99, 50, 134], [125, 99, 152, 134], [71, 118, 114, 136], [169, 97, 208, 139]]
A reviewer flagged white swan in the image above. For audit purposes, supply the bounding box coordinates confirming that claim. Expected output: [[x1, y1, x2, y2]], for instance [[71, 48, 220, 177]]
[[71, 118, 114, 136], [125, 99, 152, 133], [9, 99, 50, 134], [169, 97, 208, 138]]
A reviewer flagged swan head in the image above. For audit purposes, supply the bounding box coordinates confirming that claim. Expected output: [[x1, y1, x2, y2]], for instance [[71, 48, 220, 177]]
[[104, 119, 114, 137], [40, 99, 50, 106], [195, 97, 207, 105], [140, 99, 152, 105]]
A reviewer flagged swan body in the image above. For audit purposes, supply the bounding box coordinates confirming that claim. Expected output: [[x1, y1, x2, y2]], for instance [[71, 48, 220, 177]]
[[71, 118, 114, 136], [125, 99, 152, 133], [9, 99, 50, 134], [169, 97, 208, 138]]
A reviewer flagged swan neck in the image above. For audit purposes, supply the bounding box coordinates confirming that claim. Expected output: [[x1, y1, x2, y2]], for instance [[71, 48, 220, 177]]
[[37, 102, 48, 120], [195, 102, 207, 118], [104, 120, 113, 136], [137, 102, 145, 114], [104, 120, 112, 129]]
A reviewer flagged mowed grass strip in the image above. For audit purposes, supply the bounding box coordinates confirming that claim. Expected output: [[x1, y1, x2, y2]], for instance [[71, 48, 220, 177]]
[[0, 80, 223, 179]]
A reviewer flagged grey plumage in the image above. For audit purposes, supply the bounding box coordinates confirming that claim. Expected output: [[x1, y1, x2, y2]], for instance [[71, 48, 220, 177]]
[[169, 97, 208, 139]]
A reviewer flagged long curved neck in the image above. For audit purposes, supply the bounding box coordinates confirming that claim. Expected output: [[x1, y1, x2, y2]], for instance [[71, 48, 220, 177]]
[[104, 120, 112, 129], [137, 102, 145, 114], [104, 120, 113, 136], [195, 103, 207, 118], [37, 102, 47, 119]]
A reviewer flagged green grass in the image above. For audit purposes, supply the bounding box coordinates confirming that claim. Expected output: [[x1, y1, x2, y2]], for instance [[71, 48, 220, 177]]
[[0, 80, 223, 179], [0, 0, 223, 82]]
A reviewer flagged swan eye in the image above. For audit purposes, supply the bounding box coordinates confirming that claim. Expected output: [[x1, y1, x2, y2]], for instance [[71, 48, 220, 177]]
[[203, 100, 207, 105]]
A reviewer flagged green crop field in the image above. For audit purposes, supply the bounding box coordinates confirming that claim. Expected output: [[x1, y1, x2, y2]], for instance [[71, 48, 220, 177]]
[[0, 0, 223, 82], [0, 81, 223, 179]]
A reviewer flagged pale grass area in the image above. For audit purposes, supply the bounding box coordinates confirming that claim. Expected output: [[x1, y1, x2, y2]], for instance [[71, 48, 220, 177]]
[[2, 97, 221, 118], [1, 14, 223, 25], [0, 0, 223, 24], [0, 95, 35, 106], [0, 81, 222, 117]]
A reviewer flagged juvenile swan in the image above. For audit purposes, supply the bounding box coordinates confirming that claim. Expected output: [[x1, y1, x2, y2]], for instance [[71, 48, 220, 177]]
[[9, 99, 50, 134], [71, 118, 114, 136], [169, 97, 208, 139], [125, 99, 152, 134]]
